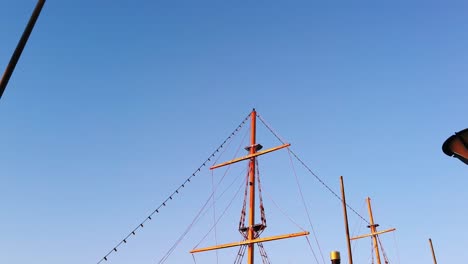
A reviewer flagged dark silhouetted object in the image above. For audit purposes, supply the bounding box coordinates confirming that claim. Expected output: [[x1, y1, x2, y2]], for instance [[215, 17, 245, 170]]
[[429, 238, 438, 264], [442, 128, 468, 165], [330, 251, 341, 264], [0, 0, 46, 100]]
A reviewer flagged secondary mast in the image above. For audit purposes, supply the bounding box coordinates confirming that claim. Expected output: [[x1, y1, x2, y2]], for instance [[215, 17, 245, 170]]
[[429, 238, 438, 264], [351, 197, 396, 264], [340, 176, 353, 264]]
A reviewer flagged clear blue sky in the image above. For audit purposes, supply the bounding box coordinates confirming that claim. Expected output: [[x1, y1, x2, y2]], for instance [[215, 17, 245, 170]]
[[1, 1, 467, 263]]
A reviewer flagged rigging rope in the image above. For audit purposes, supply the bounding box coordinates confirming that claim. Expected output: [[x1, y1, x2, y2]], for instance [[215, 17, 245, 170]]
[[234, 245, 247, 264], [162, 125, 250, 262], [239, 171, 248, 235], [193, 174, 245, 249], [262, 187, 307, 231], [392, 231, 401, 264], [287, 148, 326, 264], [305, 236, 321, 264], [158, 179, 228, 263], [256, 160, 267, 230], [257, 113, 370, 225], [211, 170, 219, 264], [192, 127, 250, 250], [258, 242, 271, 264], [97, 113, 250, 264], [158, 167, 245, 263], [254, 159, 320, 264], [377, 235, 390, 264]]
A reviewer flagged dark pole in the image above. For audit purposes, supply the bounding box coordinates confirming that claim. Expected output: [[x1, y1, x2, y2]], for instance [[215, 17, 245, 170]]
[[429, 238, 438, 264], [340, 176, 353, 264], [0, 0, 46, 100]]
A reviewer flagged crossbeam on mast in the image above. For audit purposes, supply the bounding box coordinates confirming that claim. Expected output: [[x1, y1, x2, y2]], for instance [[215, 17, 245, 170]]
[[350, 228, 396, 240], [210, 143, 290, 170], [190, 231, 310, 254]]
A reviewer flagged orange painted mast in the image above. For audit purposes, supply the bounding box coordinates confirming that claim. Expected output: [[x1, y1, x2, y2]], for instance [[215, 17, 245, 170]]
[[190, 109, 309, 263], [247, 109, 257, 264], [350, 197, 395, 264], [367, 198, 382, 264]]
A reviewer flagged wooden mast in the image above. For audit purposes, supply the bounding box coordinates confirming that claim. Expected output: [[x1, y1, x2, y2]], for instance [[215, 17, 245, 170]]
[[190, 109, 309, 262], [367, 198, 382, 264], [340, 176, 353, 264], [247, 109, 257, 264], [350, 197, 395, 264]]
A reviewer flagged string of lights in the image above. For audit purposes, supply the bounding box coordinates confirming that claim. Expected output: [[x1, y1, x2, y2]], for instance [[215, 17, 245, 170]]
[[257, 113, 370, 225], [96, 113, 250, 263]]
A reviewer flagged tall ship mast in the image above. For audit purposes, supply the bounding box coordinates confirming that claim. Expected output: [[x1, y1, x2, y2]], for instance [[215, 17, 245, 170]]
[[96, 109, 403, 264], [190, 109, 309, 263]]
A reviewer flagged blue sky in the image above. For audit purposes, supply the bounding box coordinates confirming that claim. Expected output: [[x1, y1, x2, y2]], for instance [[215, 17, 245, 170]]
[[1, 1, 467, 263]]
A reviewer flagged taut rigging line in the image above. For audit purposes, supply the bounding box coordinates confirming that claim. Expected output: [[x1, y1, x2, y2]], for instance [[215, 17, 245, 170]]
[[96, 112, 250, 263], [257, 113, 370, 225]]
